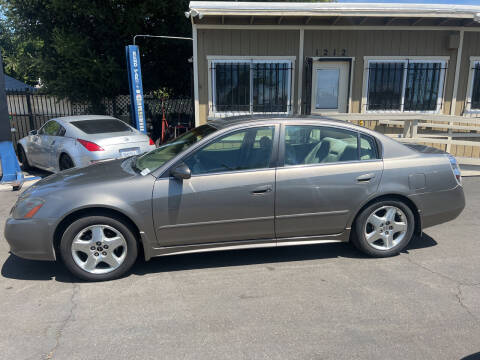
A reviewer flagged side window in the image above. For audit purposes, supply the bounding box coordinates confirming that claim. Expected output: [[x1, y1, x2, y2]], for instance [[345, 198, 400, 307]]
[[285, 125, 358, 165], [185, 126, 274, 175], [57, 125, 66, 137], [360, 133, 379, 160], [41, 121, 61, 136]]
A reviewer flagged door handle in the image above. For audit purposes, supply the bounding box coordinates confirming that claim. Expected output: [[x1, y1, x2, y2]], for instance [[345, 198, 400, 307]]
[[356, 173, 376, 182], [251, 185, 273, 194]]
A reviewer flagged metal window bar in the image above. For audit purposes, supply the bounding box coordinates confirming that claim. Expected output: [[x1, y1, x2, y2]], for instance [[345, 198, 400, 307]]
[[366, 61, 448, 112], [304, 58, 313, 115], [210, 61, 293, 117], [367, 62, 404, 111], [470, 63, 480, 110]]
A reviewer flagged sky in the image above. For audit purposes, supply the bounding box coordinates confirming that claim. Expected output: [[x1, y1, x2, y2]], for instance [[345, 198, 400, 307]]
[[338, 0, 480, 4]]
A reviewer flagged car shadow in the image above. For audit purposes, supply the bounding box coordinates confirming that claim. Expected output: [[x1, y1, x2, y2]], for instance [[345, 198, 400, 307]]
[[1, 233, 437, 283], [24, 167, 51, 178], [1, 254, 74, 282], [131, 233, 437, 276]]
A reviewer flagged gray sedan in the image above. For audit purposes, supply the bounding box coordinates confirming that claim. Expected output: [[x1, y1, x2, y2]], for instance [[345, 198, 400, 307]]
[[17, 115, 155, 173], [5, 117, 465, 281]]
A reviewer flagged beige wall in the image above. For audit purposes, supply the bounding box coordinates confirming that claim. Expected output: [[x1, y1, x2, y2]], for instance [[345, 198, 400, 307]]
[[197, 29, 300, 124], [304, 29, 457, 114], [196, 27, 477, 124]]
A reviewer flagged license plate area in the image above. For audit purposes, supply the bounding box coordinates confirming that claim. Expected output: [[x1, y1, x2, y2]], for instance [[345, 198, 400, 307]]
[[119, 147, 140, 158]]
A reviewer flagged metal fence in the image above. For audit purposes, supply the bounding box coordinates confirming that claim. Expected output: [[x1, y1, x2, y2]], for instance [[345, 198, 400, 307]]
[[6, 89, 194, 145]]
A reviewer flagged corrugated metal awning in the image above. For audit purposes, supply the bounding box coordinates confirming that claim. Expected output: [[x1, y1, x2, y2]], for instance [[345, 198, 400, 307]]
[[188, 1, 480, 20]]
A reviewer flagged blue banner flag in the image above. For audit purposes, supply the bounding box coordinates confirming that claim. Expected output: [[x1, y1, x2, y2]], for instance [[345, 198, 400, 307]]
[[125, 45, 146, 133]]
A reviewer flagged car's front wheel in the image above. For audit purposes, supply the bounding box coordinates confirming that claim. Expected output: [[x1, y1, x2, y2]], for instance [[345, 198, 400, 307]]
[[17, 145, 31, 170], [59, 216, 138, 281], [352, 199, 415, 257]]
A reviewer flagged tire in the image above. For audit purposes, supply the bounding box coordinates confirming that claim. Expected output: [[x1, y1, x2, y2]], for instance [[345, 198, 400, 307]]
[[352, 199, 415, 257], [59, 216, 138, 281], [17, 145, 31, 170], [59, 153, 74, 171]]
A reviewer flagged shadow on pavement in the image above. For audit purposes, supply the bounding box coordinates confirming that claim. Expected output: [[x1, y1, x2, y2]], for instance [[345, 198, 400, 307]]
[[1, 233, 437, 283], [24, 167, 51, 179], [1, 254, 74, 282]]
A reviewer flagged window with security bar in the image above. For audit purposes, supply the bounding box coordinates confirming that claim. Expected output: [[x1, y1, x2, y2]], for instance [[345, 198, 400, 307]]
[[210, 60, 293, 116], [469, 62, 480, 110], [366, 60, 446, 113]]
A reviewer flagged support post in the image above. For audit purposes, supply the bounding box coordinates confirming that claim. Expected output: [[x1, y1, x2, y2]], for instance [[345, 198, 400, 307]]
[[448, 30, 464, 153]]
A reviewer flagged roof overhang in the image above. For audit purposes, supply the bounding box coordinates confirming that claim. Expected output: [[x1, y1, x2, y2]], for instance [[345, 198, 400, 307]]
[[187, 2, 480, 27]]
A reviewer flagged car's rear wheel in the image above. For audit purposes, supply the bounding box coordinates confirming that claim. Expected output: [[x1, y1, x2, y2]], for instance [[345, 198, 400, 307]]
[[59, 216, 138, 281], [59, 153, 74, 171], [352, 199, 415, 257], [17, 145, 31, 170]]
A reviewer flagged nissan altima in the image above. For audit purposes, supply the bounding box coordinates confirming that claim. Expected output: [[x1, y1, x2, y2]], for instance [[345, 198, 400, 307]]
[[5, 117, 465, 281], [17, 115, 156, 172]]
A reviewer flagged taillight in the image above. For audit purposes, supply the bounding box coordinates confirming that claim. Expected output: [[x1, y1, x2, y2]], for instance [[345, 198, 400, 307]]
[[77, 139, 104, 151], [447, 155, 462, 185], [149, 137, 155, 146]]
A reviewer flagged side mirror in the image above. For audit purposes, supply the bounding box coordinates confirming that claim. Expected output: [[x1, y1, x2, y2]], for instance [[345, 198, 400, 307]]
[[29, 129, 37, 135], [171, 162, 191, 180]]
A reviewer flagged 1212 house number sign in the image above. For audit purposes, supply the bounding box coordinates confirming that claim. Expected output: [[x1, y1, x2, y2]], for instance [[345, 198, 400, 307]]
[[315, 48, 347, 56]]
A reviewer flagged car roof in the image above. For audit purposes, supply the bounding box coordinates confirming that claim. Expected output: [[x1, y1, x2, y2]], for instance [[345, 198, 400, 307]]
[[49, 115, 119, 124], [208, 115, 370, 132]]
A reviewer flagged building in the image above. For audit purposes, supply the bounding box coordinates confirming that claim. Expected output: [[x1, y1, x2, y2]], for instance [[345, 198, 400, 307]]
[[187, 1, 480, 128]]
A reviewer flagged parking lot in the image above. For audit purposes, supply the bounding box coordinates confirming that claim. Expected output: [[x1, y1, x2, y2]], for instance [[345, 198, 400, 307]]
[[0, 178, 478, 360]]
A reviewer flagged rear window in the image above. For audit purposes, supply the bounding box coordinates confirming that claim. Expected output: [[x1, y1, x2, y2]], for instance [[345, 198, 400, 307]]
[[71, 119, 132, 134]]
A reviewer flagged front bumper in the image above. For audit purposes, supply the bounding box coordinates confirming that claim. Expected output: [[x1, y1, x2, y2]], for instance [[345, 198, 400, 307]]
[[409, 185, 466, 230], [4, 217, 57, 261]]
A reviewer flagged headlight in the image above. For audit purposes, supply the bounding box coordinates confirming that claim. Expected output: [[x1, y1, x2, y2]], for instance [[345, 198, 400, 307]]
[[12, 197, 45, 219]]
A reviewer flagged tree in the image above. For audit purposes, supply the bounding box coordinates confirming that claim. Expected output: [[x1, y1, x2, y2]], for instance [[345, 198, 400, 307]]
[[0, 0, 192, 108], [0, 18, 43, 86], [1, 0, 334, 107]]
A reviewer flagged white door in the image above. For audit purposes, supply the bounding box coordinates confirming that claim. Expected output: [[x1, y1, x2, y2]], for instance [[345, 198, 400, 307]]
[[311, 61, 349, 114]]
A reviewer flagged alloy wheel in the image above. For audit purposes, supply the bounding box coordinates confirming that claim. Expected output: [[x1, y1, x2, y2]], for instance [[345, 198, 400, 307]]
[[71, 224, 127, 274], [364, 205, 408, 251]]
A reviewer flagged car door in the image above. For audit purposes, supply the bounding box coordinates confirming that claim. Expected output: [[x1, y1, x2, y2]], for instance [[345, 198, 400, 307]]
[[35, 120, 61, 170], [26, 123, 47, 166], [275, 124, 383, 239], [47, 124, 67, 171], [152, 125, 278, 247]]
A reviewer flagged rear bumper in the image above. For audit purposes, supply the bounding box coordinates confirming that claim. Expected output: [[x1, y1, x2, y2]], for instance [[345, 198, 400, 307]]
[[409, 185, 465, 230], [75, 144, 156, 168], [4, 217, 56, 261]]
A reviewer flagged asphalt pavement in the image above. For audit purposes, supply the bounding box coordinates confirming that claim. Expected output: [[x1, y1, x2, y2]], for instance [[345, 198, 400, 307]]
[[0, 178, 479, 360]]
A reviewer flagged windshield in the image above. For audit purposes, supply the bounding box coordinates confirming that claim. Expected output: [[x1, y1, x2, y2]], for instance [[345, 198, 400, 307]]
[[135, 124, 217, 172]]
